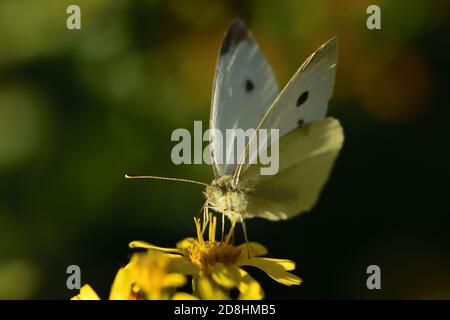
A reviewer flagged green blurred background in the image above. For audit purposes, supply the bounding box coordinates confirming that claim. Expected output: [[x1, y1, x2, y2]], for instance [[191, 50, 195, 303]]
[[0, 0, 449, 299]]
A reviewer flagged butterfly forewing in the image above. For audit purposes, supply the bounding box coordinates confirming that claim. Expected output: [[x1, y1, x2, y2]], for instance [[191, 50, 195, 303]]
[[210, 19, 279, 177], [243, 38, 338, 170], [235, 38, 342, 220]]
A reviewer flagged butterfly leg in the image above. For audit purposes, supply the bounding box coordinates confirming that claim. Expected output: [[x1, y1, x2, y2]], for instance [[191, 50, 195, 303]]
[[221, 212, 225, 243], [239, 214, 252, 259], [202, 204, 209, 235], [197, 200, 207, 218]]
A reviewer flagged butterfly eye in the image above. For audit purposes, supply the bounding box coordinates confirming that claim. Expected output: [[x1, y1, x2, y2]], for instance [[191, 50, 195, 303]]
[[213, 188, 224, 199]]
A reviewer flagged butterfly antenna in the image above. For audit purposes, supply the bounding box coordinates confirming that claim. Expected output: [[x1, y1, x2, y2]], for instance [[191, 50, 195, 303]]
[[124, 174, 209, 187]]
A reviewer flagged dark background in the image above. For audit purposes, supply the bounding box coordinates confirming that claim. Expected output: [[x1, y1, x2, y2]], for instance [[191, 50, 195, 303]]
[[0, 0, 449, 299]]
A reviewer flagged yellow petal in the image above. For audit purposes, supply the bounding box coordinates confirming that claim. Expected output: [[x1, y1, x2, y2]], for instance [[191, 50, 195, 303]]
[[196, 274, 229, 300], [238, 269, 264, 300], [109, 268, 133, 300], [169, 255, 197, 276], [241, 256, 295, 271], [176, 237, 195, 249], [129, 241, 183, 254], [208, 265, 264, 299], [172, 292, 199, 300], [71, 284, 101, 300], [239, 281, 264, 300], [257, 258, 296, 271], [238, 242, 268, 257], [209, 263, 241, 289], [161, 273, 186, 288], [242, 258, 302, 286]]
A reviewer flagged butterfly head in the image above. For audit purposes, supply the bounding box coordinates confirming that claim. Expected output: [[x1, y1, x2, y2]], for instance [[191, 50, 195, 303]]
[[205, 175, 248, 218]]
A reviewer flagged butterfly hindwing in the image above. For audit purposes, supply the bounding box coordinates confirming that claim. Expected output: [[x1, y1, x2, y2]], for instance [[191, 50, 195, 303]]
[[242, 118, 344, 220]]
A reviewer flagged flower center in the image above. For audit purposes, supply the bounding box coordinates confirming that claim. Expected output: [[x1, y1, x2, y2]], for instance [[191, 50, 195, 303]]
[[186, 241, 241, 268], [186, 214, 241, 268]]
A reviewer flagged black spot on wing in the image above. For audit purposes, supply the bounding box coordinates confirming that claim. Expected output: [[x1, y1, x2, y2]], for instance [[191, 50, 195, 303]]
[[296, 91, 309, 107], [245, 79, 254, 92], [297, 119, 304, 128], [220, 19, 250, 56]]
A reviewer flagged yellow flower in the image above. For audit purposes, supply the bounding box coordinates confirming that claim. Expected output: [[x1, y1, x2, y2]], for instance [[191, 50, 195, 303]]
[[130, 214, 302, 300], [126, 250, 188, 299], [71, 250, 197, 300], [71, 284, 100, 300]]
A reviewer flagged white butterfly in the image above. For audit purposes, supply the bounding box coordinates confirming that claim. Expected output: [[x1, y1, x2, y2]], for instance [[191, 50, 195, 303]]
[[126, 19, 343, 233]]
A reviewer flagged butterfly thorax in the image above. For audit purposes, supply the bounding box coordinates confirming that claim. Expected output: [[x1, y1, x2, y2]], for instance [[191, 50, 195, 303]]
[[205, 175, 249, 219]]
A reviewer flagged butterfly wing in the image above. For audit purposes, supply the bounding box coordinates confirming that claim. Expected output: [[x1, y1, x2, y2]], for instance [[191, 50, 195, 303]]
[[210, 19, 279, 177], [242, 39, 340, 220], [242, 37, 338, 170], [242, 118, 344, 220]]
